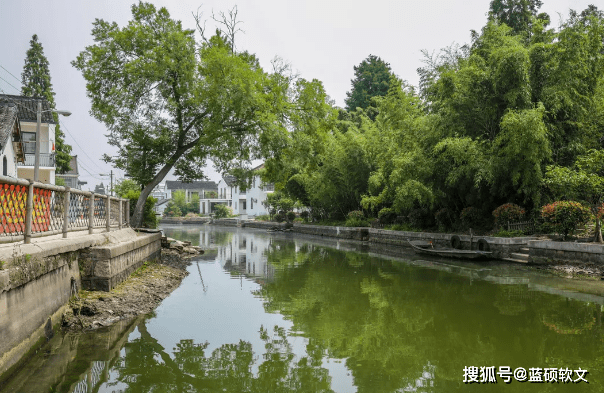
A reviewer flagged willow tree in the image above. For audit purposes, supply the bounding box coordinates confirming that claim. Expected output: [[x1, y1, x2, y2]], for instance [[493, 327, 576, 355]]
[[73, 3, 282, 227]]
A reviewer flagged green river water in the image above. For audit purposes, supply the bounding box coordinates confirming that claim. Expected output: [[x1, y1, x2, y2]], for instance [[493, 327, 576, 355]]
[[2, 224, 604, 392]]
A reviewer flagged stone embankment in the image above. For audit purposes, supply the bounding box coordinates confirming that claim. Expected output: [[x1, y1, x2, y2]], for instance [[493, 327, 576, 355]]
[[62, 237, 203, 331], [160, 217, 211, 225]]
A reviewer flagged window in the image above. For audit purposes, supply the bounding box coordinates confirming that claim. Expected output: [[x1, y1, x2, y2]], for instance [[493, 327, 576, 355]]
[[2, 156, 6, 176], [251, 199, 253, 209], [22, 132, 36, 154]]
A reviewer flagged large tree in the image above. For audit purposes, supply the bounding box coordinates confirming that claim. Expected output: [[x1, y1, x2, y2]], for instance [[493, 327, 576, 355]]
[[73, 2, 291, 227], [488, 0, 545, 35], [344, 55, 394, 114], [21, 34, 72, 174]]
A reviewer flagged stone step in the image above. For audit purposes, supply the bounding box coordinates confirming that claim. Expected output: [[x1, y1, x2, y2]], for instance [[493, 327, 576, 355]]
[[510, 252, 529, 261], [520, 247, 530, 252], [502, 257, 529, 264]]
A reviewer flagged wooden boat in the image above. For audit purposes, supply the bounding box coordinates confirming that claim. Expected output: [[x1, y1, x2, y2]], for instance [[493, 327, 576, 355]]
[[408, 240, 493, 260]]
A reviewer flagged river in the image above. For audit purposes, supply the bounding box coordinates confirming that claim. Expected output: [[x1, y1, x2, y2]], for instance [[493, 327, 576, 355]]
[[2, 224, 603, 392]]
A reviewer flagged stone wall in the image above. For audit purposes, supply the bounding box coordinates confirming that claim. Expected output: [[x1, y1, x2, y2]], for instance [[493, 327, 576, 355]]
[[528, 240, 604, 265], [0, 228, 161, 379], [241, 220, 534, 259], [79, 232, 162, 291], [160, 217, 211, 225]]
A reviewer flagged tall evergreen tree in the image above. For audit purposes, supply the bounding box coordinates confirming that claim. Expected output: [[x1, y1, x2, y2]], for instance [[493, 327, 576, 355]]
[[489, 0, 544, 35], [344, 55, 394, 114], [21, 34, 72, 174]]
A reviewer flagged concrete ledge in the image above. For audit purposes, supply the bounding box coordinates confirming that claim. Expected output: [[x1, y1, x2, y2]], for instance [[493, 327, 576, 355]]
[[160, 217, 211, 225], [211, 218, 241, 226]]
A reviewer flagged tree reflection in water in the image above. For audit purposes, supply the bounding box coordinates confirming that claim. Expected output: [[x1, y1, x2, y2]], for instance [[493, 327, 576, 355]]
[[109, 318, 334, 392]]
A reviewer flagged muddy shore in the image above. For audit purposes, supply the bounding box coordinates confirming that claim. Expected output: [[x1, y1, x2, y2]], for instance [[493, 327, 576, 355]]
[[62, 243, 197, 332]]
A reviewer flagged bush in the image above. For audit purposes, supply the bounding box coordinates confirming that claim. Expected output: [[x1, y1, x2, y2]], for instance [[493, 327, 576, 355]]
[[493, 203, 526, 226], [300, 211, 310, 222], [434, 208, 454, 230], [286, 211, 296, 222], [347, 210, 365, 220], [408, 208, 434, 229], [378, 208, 397, 225], [255, 215, 270, 221], [460, 207, 483, 228], [274, 213, 285, 223], [345, 217, 369, 227], [185, 212, 199, 218], [214, 204, 232, 219], [164, 202, 182, 217], [492, 229, 525, 237], [541, 201, 593, 239]]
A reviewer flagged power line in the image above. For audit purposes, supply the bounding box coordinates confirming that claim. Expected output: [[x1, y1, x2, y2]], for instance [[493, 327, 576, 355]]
[[0, 65, 21, 84], [0, 76, 20, 94], [59, 119, 105, 171]]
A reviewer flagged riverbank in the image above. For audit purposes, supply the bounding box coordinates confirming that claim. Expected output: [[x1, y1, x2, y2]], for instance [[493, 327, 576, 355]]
[[61, 245, 198, 331]]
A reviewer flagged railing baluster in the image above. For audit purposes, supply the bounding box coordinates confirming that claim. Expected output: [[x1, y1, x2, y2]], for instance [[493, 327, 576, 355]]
[[63, 187, 70, 238], [24, 181, 34, 244], [89, 193, 95, 235], [119, 198, 123, 230], [106, 195, 110, 232]]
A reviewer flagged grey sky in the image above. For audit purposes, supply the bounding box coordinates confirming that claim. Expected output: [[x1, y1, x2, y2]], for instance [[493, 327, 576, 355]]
[[0, 0, 596, 190]]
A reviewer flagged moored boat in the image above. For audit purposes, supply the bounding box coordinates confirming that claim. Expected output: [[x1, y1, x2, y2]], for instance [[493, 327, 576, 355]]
[[408, 240, 493, 260]]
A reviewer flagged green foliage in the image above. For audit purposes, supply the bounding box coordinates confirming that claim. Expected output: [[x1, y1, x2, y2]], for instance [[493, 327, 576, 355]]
[[21, 34, 72, 174], [434, 208, 455, 230], [492, 229, 525, 237], [407, 208, 434, 229], [492, 203, 526, 226], [124, 190, 158, 228], [378, 208, 397, 225], [54, 177, 65, 187], [255, 214, 270, 221], [300, 211, 310, 222], [274, 213, 285, 223], [345, 55, 394, 114], [73, 3, 293, 227], [213, 204, 232, 219], [344, 209, 369, 226], [286, 211, 296, 223], [204, 190, 218, 198], [489, 0, 544, 35], [114, 179, 140, 198], [164, 202, 182, 217], [541, 201, 593, 239], [460, 207, 483, 228]]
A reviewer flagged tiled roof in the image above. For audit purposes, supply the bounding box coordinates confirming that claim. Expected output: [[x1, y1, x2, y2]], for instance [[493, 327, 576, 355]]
[[166, 180, 218, 190], [222, 175, 237, 186], [0, 104, 18, 153], [0, 94, 56, 124]]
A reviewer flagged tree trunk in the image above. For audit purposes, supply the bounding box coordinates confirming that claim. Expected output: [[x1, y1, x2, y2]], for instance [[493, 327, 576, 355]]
[[130, 161, 178, 228], [594, 217, 603, 243]]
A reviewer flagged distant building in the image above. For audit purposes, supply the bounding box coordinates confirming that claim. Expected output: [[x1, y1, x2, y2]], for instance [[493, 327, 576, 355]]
[[0, 104, 25, 178], [56, 155, 86, 189], [165, 180, 218, 202], [94, 182, 106, 195], [0, 95, 57, 184], [200, 164, 274, 218]]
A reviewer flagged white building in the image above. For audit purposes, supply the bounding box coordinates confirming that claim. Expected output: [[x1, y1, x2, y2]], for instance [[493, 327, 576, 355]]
[[0, 104, 25, 178], [0, 95, 57, 184], [56, 155, 86, 189], [200, 164, 274, 218], [165, 180, 217, 202]]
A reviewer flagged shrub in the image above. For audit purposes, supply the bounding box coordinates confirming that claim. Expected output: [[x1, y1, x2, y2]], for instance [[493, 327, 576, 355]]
[[164, 203, 182, 217], [493, 203, 526, 226], [347, 210, 365, 220], [286, 211, 296, 222], [492, 229, 525, 237], [274, 213, 285, 223], [255, 215, 270, 221], [214, 204, 232, 219], [434, 208, 454, 230], [408, 208, 434, 229], [378, 208, 397, 225], [300, 211, 310, 221], [541, 201, 593, 239], [345, 217, 370, 227], [460, 207, 483, 228]]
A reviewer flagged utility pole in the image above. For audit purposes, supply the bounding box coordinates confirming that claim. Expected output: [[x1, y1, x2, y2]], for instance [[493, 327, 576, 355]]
[[100, 170, 114, 196]]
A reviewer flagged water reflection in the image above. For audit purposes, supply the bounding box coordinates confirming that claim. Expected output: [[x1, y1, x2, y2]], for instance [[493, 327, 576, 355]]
[[3, 225, 604, 392]]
